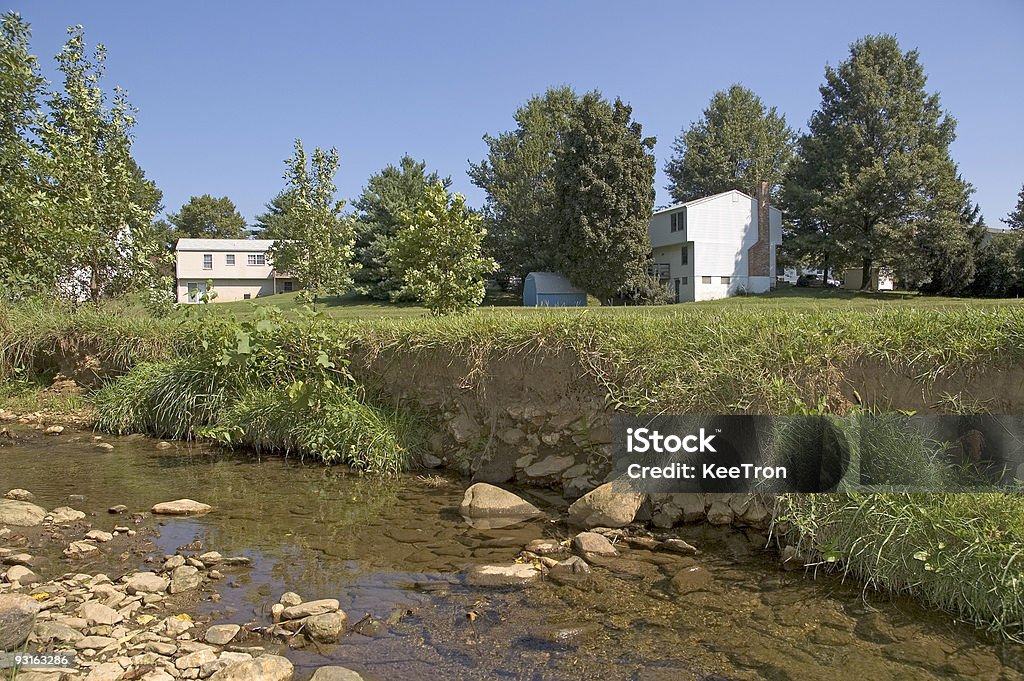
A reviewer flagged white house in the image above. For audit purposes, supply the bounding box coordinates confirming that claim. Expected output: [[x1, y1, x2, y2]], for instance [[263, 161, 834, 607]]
[[648, 185, 783, 302], [175, 238, 294, 303]]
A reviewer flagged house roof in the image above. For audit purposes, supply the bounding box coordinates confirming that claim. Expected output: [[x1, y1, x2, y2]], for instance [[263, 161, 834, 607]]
[[525, 272, 586, 295], [652, 189, 782, 216], [176, 238, 275, 252]]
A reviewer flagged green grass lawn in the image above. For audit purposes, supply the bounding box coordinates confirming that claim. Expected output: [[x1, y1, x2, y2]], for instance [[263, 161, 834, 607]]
[[196, 284, 1022, 321]]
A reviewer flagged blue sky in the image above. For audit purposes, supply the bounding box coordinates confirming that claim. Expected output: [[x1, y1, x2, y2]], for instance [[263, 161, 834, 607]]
[[10, 1, 1024, 226]]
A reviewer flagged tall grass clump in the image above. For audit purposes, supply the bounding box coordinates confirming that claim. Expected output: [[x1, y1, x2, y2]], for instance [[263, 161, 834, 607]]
[[778, 492, 1024, 639]]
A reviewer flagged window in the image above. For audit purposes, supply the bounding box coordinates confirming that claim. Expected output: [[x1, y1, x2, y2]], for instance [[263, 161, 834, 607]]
[[680, 277, 688, 285], [226, 254, 235, 266], [247, 253, 266, 266], [721, 276, 731, 284], [681, 247, 688, 266], [647, 263, 670, 281], [670, 213, 677, 232], [283, 281, 294, 292], [202, 254, 212, 270], [679, 207, 687, 232], [243, 293, 251, 300], [702, 276, 712, 284]]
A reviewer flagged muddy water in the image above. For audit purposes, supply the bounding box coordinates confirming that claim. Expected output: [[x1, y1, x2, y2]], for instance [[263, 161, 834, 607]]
[[3, 430, 1024, 681]]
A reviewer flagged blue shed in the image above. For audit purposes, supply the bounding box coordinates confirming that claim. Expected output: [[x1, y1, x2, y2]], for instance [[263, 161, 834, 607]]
[[523, 272, 587, 307]]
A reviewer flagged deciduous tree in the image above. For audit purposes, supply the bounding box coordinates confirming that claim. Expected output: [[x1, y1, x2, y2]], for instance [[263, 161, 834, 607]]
[[468, 86, 578, 283], [665, 85, 794, 204], [168, 194, 247, 239], [388, 183, 495, 316], [551, 92, 656, 301], [269, 140, 357, 306]]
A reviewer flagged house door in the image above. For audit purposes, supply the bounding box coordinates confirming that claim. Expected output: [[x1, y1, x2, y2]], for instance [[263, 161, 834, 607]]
[[674, 278, 681, 303], [187, 282, 207, 304]]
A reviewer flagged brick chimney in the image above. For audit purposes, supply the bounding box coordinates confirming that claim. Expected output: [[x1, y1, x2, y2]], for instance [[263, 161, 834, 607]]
[[747, 181, 771, 278]]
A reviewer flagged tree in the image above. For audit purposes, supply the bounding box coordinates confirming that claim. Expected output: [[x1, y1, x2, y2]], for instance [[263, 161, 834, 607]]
[[40, 25, 158, 302], [250, 189, 296, 240], [783, 35, 963, 291], [664, 85, 795, 204], [0, 12, 52, 294], [468, 86, 578, 283], [268, 139, 357, 305], [551, 92, 656, 301], [168, 194, 247, 239], [388, 182, 495, 316], [909, 169, 985, 295], [353, 155, 449, 300], [1004, 184, 1024, 232]]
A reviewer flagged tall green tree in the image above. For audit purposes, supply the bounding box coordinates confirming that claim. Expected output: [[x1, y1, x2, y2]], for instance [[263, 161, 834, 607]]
[[269, 140, 357, 305], [468, 86, 578, 282], [250, 189, 296, 240], [40, 25, 158, 302], [0, 12, 51, 294], [783, 35, 963, 291], [1004, 184, 1024, 232], [168, 194, 247, 239], [552, 92, 656, 301], [664, 85, 795, 203], [353, 155, 449, 300], [388, 182, 495, 316]]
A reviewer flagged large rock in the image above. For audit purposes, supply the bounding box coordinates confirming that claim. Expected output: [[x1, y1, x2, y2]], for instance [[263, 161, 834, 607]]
[[280, 598, 339, 621], [0, 499, 47, 526], [84, 662, 124, 681], [126, 572, 169, 594], [567, 480, 644, 528], [78, 601, 123, 626], [0, 593, 41, 651], [463, 563, 541, 587], [305, 611, 347, 642], [459, 483, 543, 519], [4, 488, 34, 501], [204, 623, 241, 645], [48, 506, 86, 523], [523, 455, 575, 478], [572, 531, 618, 558], [169, 565, 202, 593], [209, 654, 294, 681], [310, 667, 365, 681], [152, 499, 212, 515]]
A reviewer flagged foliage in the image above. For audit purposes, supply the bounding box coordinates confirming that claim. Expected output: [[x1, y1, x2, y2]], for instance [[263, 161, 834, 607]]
[[269, 139, 358, 306], [1004, 184, 1024, 232], [972, 230, 1024, 297], [38, 25, 160, 302], [0, 12, 51, 297], [167, 194, 247, 239], [250, 189, 296, 240], [778, 492, 1024, 638], [468, 86, 578, 283], [552, 92, 656, 301], [387, 183, 495, 316], [783, 35, 971, 290], [353, 155, 449, 300], [664, 84, 795, 204]]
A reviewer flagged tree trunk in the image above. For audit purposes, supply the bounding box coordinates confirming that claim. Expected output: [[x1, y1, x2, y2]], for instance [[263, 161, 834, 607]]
[[860, 257, 875, 292]]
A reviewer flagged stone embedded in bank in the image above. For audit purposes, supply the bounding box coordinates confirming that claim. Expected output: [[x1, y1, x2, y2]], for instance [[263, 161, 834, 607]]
[[572, 531, 619, 559], [152, 498, 212, 515], [459, 482, 544, 519], [567, 480, 645, 528], [208, 653, 294, 681]]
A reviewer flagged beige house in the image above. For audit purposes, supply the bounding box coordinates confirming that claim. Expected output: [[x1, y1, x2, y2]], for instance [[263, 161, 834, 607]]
[[175, 238, 294, 303]]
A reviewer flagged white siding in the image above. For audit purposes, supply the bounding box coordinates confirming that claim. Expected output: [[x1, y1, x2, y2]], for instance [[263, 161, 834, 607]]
[[649, 191, 782, 302], [175, 240, 286, 303]]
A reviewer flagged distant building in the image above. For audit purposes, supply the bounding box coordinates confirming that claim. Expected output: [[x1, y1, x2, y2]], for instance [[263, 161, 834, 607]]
[[648, 184, 782, 302], [522, 272, 587, 307], [175, 238, 294, 303], [842, 267, 895, 291]]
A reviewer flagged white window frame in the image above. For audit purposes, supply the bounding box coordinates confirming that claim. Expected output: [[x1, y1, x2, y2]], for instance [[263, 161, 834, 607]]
[[247, 253, 266, 266], [202, 254, 213, 270], [226, 254, 235, 266]]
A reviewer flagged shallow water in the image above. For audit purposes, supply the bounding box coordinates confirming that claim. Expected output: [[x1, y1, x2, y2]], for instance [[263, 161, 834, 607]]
[[3, 430, 1024, 681]]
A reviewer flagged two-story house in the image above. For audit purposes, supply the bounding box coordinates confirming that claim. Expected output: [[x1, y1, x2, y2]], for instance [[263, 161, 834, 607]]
[[175, 238, 294, 303], [648, 184, 783, 302]]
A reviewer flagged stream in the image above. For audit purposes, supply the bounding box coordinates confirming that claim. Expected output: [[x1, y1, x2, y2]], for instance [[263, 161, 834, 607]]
[[3, 429, 1023, 680]]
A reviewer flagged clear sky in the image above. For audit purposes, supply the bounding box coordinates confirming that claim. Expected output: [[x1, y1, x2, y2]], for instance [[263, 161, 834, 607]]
[[10, 0, 1024, 227]]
